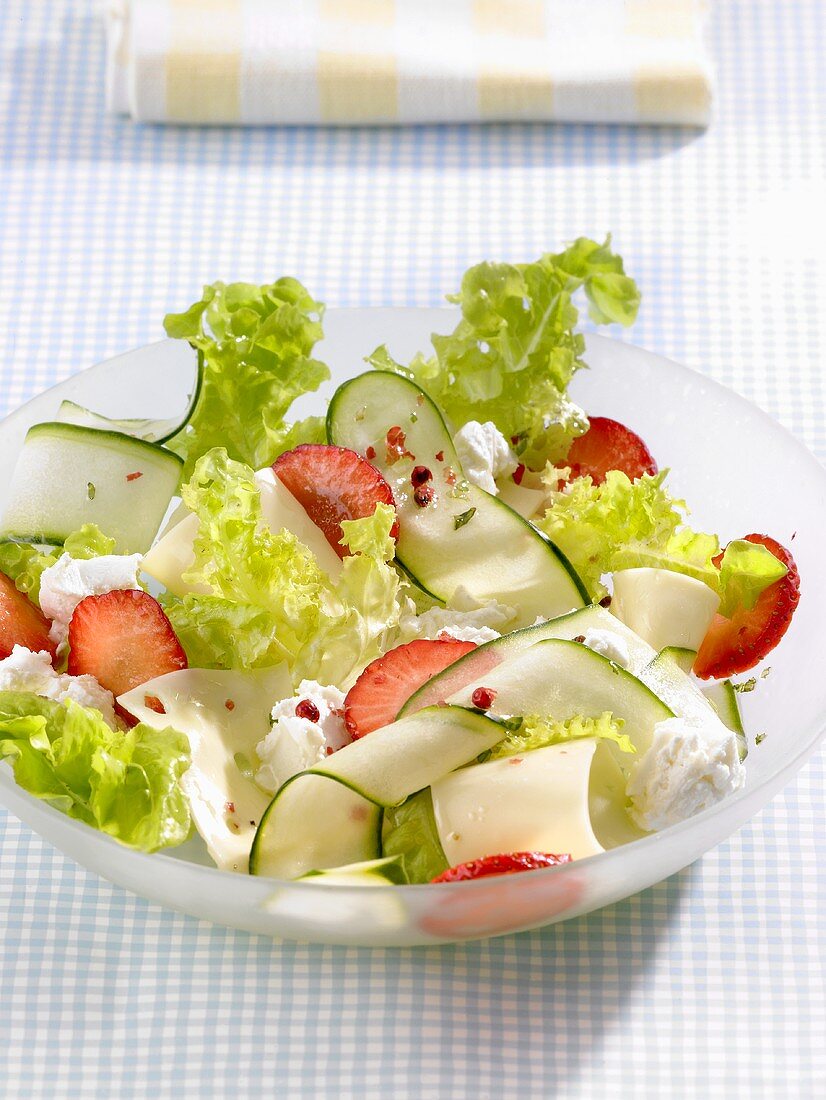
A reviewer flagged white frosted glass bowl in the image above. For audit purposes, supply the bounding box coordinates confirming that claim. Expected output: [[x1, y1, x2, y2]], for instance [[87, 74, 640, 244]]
[[1, 308, 823, 945]]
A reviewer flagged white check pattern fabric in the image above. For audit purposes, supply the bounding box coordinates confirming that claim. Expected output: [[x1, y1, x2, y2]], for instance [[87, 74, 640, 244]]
[[106, 0, 712, 127], [0, 1, 824, 1097]]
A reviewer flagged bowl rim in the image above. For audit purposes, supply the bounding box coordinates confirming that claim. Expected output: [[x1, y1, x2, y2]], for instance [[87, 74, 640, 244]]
[[1, 310, 824, 905]]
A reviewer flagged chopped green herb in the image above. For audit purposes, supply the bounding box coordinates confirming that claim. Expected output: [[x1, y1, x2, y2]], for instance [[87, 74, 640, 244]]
[[760, 667, 772, 679], [233, 751, 255, 779], [453, 507, 477, 531], [755, 732, 767, 745], [409, 412, 418, 424], [733, 677, 757, 694], [87, 482, 96, 500], [448, 479, 471, 501]]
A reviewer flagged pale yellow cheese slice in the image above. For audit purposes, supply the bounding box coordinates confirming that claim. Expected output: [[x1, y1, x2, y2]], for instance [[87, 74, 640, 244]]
[[119, 665, 290, 873]]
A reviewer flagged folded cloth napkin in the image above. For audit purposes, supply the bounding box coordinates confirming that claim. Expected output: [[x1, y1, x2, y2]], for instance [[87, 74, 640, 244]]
[[106, 0, 712, 126]]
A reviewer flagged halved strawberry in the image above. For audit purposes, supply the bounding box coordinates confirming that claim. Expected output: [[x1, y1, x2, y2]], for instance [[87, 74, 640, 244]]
[[273, 444, 399, 559], [694, 533, 800, 680], [565, 416, 658, 484], [431, 851, 572, 883], [67, 589, 187, 697], [0, 571, 57, 661], [344, 638, 477, 738]]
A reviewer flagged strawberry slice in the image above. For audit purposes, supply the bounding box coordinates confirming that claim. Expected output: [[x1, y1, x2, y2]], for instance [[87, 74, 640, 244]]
[[565, 416, 657, 484], [0, 571, 57, 661], [431, 851, 572, 883], [273, 444, 399, 559], [344, 638, 477, 738], [67, 589, 187, 697], [694, 533, 800, 679]]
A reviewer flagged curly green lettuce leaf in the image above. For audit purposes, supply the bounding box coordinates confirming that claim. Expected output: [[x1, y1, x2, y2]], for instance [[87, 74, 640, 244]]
[[0, 524, 116, 604], [540, 469, 788, 612], [716, 539, 788, 617], [487, 711, 634, 761], [613, 529, 788, 618], [370, 238, 639, 466], [263, 414, 328, 457], [63, 524, 118, 559], [381, 787, 448, 884], [164, 279, 330, 478], [166, 449, 328, 669], [297, 505, 403, 685], [0, 693, 191, 852], [537, 469, 684, 598], [163, 449, 403, 687], [161, 598, 290, 671]]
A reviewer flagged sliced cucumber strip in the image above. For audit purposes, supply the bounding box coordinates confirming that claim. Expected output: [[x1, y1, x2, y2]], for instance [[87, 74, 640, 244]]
[[656, 646, 697, 674], [327, 371, 587, 627], [312, 705, 506, 807], [702, 679, 748, 762], [250, 705, 506, 879], [56, 349, 204, 444], [639, 647, 727, 728], [250, 774, 381, 880], [399, 604, 657, 718], [299, 856, 407, 886], [445, 638, 673, 764], [1, 423, 183, 553]]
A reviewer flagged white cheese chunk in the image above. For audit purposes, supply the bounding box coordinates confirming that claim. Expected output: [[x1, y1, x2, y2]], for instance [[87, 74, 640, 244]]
[[581, 627, 632, 669], [0, 645, 116, 726], [39, 552, 142, 648], [611, 568, 720, 654], [255, 680, 349, 795], [627, 716, 745, 832], [397, 594, 514, 646], [454, 421, 518, 496]]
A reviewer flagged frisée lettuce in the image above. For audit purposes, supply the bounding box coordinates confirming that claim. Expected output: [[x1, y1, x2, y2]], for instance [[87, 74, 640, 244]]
[[613, 530, 789, 618], [0, 693, 191, 851], [538, 469, 787, 611], [163, 449, 404, 687], [164, 278, 330, 478], [369, 237, 640, 467], [538, 469, 683, 598], [486, 712, 634, 761], [0, 524, 116, 605]]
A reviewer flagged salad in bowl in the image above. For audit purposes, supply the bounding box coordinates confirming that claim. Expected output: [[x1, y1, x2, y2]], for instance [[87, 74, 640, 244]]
[[0, 239, 801, 901]]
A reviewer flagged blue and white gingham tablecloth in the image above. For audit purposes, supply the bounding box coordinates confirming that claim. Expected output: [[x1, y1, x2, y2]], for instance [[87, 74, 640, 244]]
[[0, 2, 824, 1097]]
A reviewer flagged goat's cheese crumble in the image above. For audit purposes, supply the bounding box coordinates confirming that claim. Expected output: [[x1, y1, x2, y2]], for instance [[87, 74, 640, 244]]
[[582, 627, 632, 669], [255, 680, 349, 793], [454, 421, 518, 495], [0, 645, 116, 727], [627, 716, 745, 831], [39, 553, 143, 647], [397, 589, 515, 645]]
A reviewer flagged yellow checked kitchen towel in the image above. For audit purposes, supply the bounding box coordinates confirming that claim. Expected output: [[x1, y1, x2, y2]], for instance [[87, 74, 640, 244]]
[[106, 0, 712, 126]]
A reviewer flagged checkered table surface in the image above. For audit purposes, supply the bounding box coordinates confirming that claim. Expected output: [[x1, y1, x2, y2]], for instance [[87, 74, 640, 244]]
[[0, 2, 824, 1097]]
